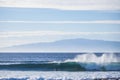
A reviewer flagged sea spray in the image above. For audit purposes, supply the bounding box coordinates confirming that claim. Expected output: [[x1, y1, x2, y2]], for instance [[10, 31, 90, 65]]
[[65, 53, 120, 70], [65, 53, 119, 64]]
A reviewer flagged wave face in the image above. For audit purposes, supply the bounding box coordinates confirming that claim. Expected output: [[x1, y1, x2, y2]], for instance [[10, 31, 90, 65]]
[[0, 61, 85, 71], [0, 62, 120, 71], [0, 61, 119, 71], [0, 53, 120, 71]]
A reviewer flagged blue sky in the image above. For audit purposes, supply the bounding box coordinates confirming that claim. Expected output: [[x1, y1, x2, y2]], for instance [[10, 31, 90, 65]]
[[0, 8, 120, 21], [0, 0, 120, 49]]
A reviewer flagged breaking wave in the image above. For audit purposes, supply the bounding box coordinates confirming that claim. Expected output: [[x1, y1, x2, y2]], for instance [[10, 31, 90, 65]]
[[0, 53, 119, 71], [65, 53, 119, 63]]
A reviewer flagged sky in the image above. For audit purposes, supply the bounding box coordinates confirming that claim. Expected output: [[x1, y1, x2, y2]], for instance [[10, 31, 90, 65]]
[[0, 0, 120, 49]]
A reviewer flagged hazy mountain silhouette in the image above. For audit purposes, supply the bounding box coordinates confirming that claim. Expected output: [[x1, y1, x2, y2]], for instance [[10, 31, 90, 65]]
[[1, 38, 120, 52]]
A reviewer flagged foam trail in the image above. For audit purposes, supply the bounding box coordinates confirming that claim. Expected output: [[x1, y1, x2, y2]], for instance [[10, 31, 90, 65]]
[[65, 53, 119, 64]]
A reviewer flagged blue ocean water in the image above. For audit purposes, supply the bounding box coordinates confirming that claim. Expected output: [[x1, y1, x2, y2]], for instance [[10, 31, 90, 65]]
[[0, 53, 120, 80], [0, 53, 79, 62], [0, 53, 120, 71]]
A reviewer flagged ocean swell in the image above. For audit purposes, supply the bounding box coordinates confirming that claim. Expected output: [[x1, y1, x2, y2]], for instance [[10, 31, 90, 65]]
[[0, 53, 119, 71], [0, 61, 119, 71]]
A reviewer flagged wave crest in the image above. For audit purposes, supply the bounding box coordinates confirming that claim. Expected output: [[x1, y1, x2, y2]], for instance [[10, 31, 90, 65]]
[[65, 53, 119, 64]]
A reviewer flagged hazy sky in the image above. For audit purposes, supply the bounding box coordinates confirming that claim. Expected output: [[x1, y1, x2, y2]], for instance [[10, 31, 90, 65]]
[[0, 0, 120, 48]]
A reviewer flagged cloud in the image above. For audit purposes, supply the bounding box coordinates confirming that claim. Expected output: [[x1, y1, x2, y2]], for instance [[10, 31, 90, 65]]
[[0, 20, 120, 24], [0, 31, 120, 38], [0, 0, 120, 10]]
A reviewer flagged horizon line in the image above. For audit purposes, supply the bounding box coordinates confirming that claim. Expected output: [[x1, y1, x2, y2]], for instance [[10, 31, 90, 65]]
[[0, 20, 120, 24]]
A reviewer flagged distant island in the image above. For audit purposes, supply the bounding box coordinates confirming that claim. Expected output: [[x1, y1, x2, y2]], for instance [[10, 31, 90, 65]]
[[0, 38, 120, 52]]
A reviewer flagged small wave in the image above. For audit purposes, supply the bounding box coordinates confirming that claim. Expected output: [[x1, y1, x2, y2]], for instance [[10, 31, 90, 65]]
[[0, 77, 28, 80], [0, 77, 120, 80], [0, 71, 120, 80]]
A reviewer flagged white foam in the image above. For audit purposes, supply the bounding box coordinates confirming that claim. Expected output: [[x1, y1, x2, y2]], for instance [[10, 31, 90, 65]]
[[65, 53, 119, 64], [0, 71, 120, 80]]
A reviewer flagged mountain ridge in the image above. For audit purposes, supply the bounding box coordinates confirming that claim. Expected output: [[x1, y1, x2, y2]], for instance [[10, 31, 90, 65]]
[[0, 38, 120, 52]]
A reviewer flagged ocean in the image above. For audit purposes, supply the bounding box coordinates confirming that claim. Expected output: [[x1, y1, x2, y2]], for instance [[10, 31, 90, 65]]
[[0, 53, 120, 80]]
